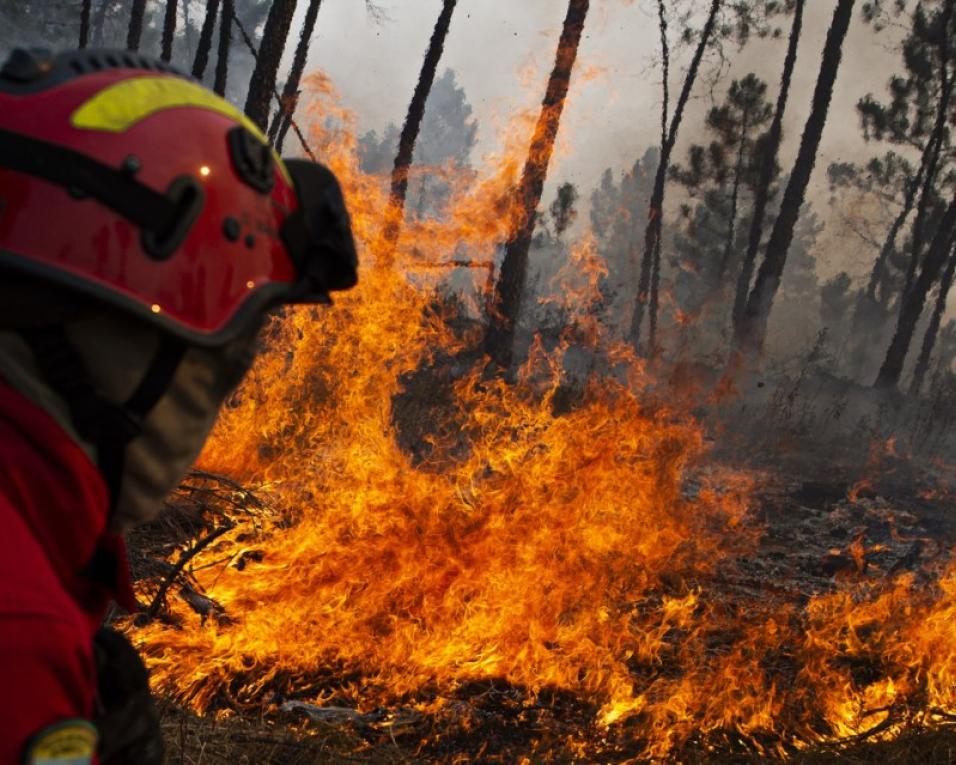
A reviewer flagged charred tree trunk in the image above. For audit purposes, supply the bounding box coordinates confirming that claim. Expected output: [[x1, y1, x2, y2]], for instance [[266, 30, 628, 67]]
[[631, 0, 721, 354], [904, 0, 953, 293], [734, 0, 854, 356], [383, 0, 457, 249], [244, 0, 298, 132], [647, 0, 670, 357], [161, 0, 178, 61], [79, 0, 92, 48], [876, 195, 956, 388], [649, 235, 662, 352], [214, 0, 233, 96], [484, 0, 589, 368], [193, 0, 221, 79], [732, 0, 804, 333], [657, 0, 669, 155], [127, 0, 148, 51], [270, 0, 324, 152], [910, 242, 956, 395]]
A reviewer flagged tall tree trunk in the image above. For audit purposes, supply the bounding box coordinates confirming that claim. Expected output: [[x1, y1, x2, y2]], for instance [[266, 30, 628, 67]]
[[657, 0, 669, 155], [161, 0, 178, 61], [244, 0, 299, 132], [484, 0, 590, 368], [631, 0, 721, 353], [903, 0, 953, 294], [269, 0, 325, 153], [876, 195, 956, 388], [646, 0, 670, 357], [92, 0, 111, 46], [214, 0, 233, 96], [127, 0, 148, 51], [732, 0, 804, 334], [383, 0, 458, 249], [734, 0, 855, 356], [910, 241, 956, 395], [649, 235, 662, 353], [193, 0, 221, 79], [79, 0, 92, 48]]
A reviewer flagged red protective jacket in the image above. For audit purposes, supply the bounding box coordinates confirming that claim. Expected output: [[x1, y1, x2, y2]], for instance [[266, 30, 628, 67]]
[[0, 378, 135, 763]]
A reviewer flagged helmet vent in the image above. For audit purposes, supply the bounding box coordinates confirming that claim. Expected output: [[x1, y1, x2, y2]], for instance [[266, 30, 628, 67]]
[[0, 49, 192, 96]]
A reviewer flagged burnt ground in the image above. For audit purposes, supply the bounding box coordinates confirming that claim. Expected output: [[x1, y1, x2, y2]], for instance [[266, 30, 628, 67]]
[[131, 460, 956, 765], [158, 708, 956, 765]]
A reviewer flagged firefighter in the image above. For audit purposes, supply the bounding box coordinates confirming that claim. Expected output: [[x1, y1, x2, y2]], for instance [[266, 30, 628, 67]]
[[0, 47, 357, 764]]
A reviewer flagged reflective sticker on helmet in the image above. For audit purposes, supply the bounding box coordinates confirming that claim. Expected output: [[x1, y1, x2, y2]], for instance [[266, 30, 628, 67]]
[[21, 720, 97, 765], [70, 76, 291, 184]]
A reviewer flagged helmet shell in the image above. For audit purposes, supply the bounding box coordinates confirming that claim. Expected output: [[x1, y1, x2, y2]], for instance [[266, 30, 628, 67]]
[[0, 49, 307, 345]]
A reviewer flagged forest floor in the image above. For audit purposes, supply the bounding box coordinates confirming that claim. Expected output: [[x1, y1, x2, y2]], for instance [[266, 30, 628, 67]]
[[157, 702, 956, 764], [136, 457, 956, 765]]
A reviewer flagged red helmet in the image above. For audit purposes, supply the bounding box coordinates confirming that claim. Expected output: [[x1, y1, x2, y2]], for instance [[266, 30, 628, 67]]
[[0, 47, 357, 345]]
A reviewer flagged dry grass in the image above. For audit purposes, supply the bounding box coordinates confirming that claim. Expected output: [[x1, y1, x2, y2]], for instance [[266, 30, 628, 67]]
[[160, 702, 404, 765], [791, 726, 956, 764]]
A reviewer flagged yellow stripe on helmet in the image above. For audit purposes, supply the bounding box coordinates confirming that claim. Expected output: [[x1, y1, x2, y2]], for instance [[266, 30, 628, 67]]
[[71, 75, 292, 185]]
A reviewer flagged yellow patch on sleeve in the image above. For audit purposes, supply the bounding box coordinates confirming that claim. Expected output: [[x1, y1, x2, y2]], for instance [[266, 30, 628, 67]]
[[22, 720, 97, 765]]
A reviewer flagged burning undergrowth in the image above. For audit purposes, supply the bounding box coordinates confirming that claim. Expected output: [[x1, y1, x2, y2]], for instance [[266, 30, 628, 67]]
[[127, 79, 956, 761]]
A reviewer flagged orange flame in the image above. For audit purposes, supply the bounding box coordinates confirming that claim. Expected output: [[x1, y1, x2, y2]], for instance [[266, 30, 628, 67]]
[[129, 75, 956, 758]]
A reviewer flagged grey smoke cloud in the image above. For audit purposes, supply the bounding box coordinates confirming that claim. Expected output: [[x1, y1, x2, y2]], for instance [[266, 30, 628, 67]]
[[286, 0, 904, 281]]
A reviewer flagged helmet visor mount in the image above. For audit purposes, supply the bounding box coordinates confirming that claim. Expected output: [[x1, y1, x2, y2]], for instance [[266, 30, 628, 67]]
[[280, 158, 359, 304]]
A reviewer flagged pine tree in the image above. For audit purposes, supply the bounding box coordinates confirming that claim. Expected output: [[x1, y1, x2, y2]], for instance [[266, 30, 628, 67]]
[[630, 0, 722, 354], [671, 72, 773, 310], [732, 0, 804, 333], [358, 68, 477, 219], [842, 0, 956, 382], [876, 195, 956, 388], [856, 1, 955, 290], [827, 152, 916, 377], [484, 0, 590, 368], [383, 0, 458, 250], [911, 242, 956, 394], [734, 0, 856, 356]]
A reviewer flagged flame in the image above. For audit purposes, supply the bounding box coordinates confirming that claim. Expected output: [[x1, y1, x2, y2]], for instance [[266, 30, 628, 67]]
[[130, 74, 956, 759]]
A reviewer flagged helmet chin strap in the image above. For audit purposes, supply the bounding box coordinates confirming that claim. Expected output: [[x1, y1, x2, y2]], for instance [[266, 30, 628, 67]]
[[18, 325, 185, 511]]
